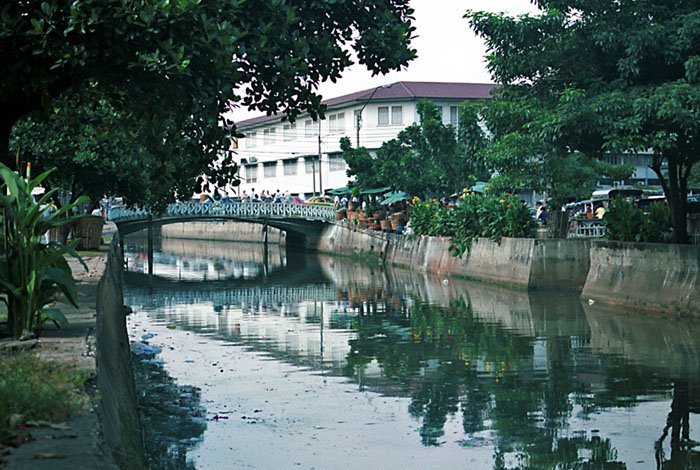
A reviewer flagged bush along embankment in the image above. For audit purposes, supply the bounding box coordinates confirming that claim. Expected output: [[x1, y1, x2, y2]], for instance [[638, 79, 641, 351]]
[[604, 197, 672, 243], [409, 193, 533, 256]]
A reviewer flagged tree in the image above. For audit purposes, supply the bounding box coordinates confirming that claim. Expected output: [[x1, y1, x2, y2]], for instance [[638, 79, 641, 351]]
[[1, 0, 416, 199], [466, 96, 634, 207], [468, 0, 700, 243], [10, 85, 234, 209], [341, 101, 488, 197]]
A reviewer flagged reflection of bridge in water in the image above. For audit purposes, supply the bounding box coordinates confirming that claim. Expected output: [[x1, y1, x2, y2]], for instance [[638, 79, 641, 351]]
[[124, 275, 339, 310]]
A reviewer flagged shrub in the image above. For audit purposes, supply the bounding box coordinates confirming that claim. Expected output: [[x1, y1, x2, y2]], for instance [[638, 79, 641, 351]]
[[605, 198, 672, 243], [0, 164, 88, 338], [410, 194, 533, 257]]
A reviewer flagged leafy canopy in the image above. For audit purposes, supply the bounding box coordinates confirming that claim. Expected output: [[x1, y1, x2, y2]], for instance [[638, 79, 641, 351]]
[[1, 0, 416, 205], [342, 101, 489, 197], [467, 0, 700, 242]]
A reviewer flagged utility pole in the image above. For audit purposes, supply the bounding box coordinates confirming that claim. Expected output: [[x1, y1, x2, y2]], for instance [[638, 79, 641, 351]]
[[318, 120, 323, 194], [356, 83, 394, 147]]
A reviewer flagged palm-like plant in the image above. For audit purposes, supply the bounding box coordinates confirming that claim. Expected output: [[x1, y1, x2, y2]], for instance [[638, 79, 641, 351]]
[[0, 163, 88, 338]]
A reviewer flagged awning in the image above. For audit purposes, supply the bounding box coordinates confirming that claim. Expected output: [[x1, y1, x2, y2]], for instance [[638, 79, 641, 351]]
[[327, 187, 350, 195], [469, 181, 489, 193], [380, 191, 409, 205], [359, 186, 392, 195]]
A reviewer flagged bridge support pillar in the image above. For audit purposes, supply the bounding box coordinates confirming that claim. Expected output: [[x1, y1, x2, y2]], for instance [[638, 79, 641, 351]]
[[147, 216, 154, 276], [263, 219, 269, 279]]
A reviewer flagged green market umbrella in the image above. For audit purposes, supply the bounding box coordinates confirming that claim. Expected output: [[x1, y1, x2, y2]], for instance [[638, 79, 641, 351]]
[[327, 187, 350, 195], [359, 186, 392, 195], [380, 191, 409, 205]]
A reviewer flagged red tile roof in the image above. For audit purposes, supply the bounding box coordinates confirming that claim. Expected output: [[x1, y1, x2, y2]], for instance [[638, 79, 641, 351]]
[[236, 81, 496, 128]]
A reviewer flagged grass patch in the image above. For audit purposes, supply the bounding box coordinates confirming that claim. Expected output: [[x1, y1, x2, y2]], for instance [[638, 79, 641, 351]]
[[0, 352, 90, 441]]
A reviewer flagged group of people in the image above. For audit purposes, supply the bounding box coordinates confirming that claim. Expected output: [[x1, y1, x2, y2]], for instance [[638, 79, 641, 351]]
[[240, 189, 290, 204], [333, 194, 359, 210]]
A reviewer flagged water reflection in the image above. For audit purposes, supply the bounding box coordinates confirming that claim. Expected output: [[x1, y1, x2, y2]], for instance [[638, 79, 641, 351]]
[[130, 339, 206, 469], [124, 237, 700, 469], [124, 237, 286, 281]]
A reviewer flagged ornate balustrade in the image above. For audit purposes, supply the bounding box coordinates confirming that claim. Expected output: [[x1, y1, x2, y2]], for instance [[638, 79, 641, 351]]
[[109, 201, 335, 224], [568, 219, 607, 238]]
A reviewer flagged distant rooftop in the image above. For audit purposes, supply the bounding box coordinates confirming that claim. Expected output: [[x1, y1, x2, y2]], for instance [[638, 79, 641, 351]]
[[236, 81, 496, 128]]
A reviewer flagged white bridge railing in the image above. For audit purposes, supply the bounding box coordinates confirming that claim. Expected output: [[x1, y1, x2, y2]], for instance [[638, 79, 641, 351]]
[[109, 201, 335, 223]]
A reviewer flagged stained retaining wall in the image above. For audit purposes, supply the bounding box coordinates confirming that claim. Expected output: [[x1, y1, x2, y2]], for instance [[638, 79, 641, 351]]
[[315, 223, 699, 315], [582, 240, 700, 316], [318, 224, 590, 291], [95, 238, 147, 468]]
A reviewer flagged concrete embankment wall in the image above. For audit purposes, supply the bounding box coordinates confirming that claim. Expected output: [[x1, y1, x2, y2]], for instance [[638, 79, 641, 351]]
[[316, 224, 698, 314], [384, 231, 589, 290], [315, 223, 391, 260], [582, 240, 700, 316], [161, 221, 285, 244], [96, 238, 147, 468]]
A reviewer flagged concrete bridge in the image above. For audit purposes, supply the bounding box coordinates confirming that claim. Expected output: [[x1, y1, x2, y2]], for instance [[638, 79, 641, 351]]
[[110, 201, 336, 273], [110, 201, 335, 240]]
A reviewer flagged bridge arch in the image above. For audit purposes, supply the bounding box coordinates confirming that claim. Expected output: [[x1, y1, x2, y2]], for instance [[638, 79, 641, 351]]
[[110, 201, 336, 250]]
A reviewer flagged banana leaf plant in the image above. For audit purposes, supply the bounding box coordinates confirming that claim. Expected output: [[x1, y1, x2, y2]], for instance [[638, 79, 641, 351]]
[[0, 163, 89, 338]]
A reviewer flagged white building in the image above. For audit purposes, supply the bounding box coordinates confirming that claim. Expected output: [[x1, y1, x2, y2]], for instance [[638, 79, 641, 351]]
[[232, 81, 495, 199]]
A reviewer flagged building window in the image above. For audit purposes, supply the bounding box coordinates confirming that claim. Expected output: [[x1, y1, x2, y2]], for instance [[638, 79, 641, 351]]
[[305, 157, 318, 174], [245, 164, 258, 183], [328, 112, 345, 133], [283, 123, 297, 141], [391, 106, 403, 125], [247, 131, 258, 148], [305, 119, 316, 137], [283, 159, 298, 175], [450, 106, 459, 126], [378, 107, 389, 126], [435, 106, 443, 122], [329, 154, 346, 172], [263, 128, 276, 145], [263, 162, 276, 178]]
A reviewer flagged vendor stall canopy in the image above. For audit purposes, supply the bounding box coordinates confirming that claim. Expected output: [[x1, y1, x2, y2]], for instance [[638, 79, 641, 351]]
[[381, 191, 409, 205]]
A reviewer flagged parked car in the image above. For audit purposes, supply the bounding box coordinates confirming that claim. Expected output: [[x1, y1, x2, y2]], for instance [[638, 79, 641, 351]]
[[304, 195, 334, 206]]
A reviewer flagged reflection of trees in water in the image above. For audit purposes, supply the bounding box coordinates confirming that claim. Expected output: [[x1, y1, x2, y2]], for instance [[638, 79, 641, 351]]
[[655, 381, 700, 469], [132, 348, 207, 470], [344, 298, 684, 467]]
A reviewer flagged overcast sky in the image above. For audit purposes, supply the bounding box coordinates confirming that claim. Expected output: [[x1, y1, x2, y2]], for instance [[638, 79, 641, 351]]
[[231, 0, 540, 121]]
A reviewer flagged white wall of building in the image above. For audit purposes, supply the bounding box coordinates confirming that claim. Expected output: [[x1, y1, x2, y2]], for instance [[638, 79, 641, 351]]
[[233, 98, 466, 198]]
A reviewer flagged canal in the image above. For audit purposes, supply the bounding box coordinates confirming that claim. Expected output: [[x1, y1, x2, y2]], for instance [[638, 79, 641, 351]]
[[122, 236, 700, 469]]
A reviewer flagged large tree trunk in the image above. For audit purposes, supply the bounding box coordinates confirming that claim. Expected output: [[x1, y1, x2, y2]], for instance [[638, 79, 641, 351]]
[[655, 158, 689, 244], [0, 117, 12, 170]]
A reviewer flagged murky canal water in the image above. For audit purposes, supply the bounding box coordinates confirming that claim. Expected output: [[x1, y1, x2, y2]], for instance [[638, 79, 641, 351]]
[[123, 237, 700, 469]]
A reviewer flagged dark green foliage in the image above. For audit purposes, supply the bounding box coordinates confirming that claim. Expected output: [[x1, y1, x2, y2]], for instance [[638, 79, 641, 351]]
[[1, 0, 416, 206], [467, 0, 700, 243], [605, 198, 672, 243], [409, 194, 532, 257], [341, 101, 489, 198], [0, 164, 87, 338]]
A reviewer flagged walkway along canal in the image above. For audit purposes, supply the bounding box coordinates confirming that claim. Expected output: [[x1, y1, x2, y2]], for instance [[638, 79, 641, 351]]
[[121, 235, 700, 469]]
